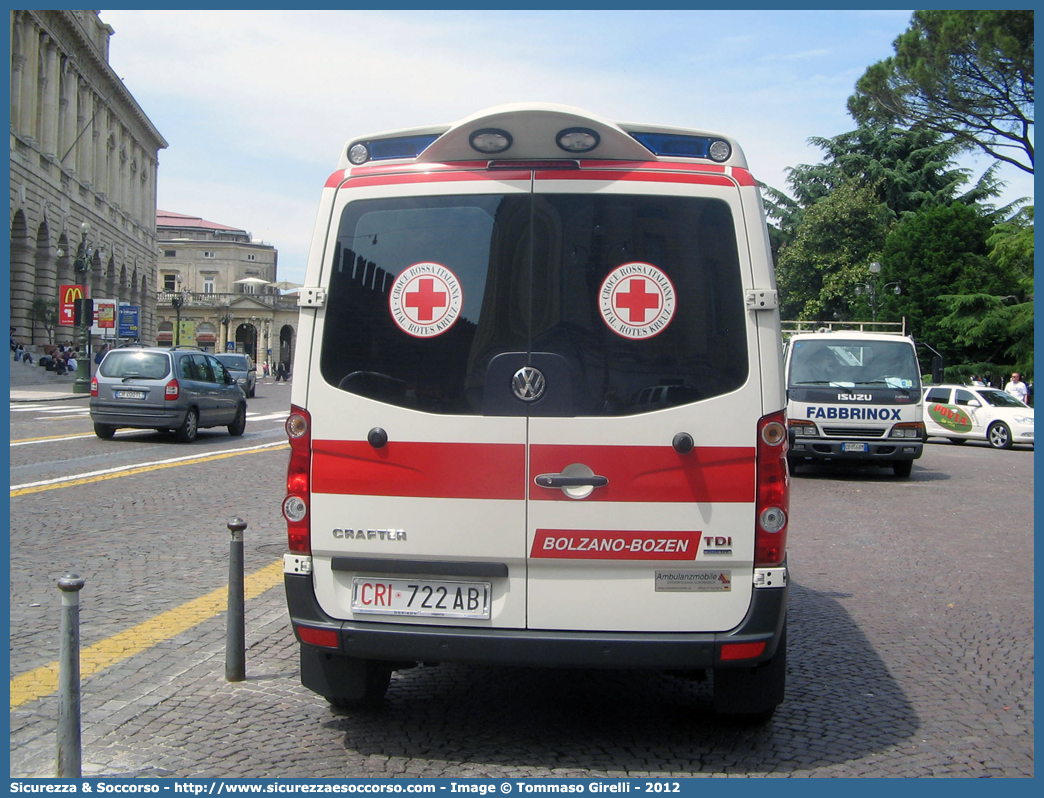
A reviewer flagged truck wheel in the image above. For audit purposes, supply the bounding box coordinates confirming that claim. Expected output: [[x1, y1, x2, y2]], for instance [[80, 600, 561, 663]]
[[713, 624, 786, 722], [892, 460, 913, 478], [988, 422, 1013, 449]]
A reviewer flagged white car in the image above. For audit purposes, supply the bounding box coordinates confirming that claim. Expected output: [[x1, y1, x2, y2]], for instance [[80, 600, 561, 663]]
[[923, 384, 1034, 449]]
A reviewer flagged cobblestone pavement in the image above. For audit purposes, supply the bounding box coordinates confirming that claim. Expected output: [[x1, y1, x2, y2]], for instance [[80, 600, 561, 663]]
[[8, 409, 1034, 778]]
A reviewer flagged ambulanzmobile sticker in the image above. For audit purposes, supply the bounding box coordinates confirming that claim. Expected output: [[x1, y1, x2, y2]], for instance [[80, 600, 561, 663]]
[[655, 571, 732, 592], [389, 262, 463, 338], [599, 262, 676, 339]]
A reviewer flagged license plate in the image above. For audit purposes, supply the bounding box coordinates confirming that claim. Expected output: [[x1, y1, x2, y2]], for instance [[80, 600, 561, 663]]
[[843, 442, 868, 452], [350, 577, 491, 620], [115, 390, 146, 400]]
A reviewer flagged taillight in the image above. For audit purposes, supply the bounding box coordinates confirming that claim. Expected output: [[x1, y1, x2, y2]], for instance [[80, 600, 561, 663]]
[[755, 410, 789, 567], [284, 405, 311, 554], [90, 377, 98, 397], [165, 378, 180, 400], [295, 624, 338, 649]]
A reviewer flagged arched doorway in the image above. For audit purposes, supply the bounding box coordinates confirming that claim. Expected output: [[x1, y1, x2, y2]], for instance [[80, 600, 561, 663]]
[[278, 324, 294, 373], [235, 322, 257, 358]]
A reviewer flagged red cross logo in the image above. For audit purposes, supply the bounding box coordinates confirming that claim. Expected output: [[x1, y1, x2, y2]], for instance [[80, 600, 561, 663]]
[[614, 278, 661, 323], [598, 263, 676, 340], [404, 277, 447, 322], [389, 262, 464, 339]]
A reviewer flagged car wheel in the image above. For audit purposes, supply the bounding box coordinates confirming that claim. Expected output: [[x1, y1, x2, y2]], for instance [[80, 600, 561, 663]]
[[892, 460, 913, 478], [947, 437, 968, 445], [176, 407, 199, 443], [988, 421, 1013, 449], [228, 404, 246, 437], [93, 422, 116, 440]]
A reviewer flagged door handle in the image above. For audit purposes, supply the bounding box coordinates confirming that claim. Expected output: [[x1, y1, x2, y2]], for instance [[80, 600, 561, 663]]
[[534, 473, 608, 489]]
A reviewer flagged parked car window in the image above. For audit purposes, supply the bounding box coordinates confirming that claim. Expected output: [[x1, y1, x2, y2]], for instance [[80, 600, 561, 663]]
[[955, 389, 977, 406], [99, 351, 170, 380], [209, 356, 228, 383], [179, 356, 196, 381], [191, 354, 214, 383], [978, 389, 1028, 408], [925, 387, 951, 404]]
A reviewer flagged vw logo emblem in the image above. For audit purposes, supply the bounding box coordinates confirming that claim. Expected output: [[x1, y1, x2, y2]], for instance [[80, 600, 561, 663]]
[[512, 366, 546, 402]]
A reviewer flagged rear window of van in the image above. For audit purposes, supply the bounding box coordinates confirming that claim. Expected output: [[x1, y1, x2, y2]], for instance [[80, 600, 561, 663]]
[[320, 193, 748, 416]]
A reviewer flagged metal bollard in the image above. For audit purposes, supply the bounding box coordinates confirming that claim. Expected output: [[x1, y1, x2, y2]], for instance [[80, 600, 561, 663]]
[[56, 574, 85, 778], [225, 517, 246, 682]]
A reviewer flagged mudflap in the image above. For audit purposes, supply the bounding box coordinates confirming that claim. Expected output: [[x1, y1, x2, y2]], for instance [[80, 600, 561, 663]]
[[713, 623, 787, 717], [300, 645, 393, 708]]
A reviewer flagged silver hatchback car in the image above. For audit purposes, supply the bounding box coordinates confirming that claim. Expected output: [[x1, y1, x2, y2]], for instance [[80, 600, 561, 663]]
[[90, 346, 247, 442]]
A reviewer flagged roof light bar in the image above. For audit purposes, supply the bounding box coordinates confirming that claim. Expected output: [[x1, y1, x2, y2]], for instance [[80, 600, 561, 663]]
[[347, 134, 441, 165], [631, 132, 732, 162], [556, 127, 600, 154], [469, 128, 513, 155]]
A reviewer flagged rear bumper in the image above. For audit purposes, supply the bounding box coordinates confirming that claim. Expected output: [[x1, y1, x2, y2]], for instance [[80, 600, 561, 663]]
[[789, 436, 922, 461], [284, 570, 788, 670], [90, 404, 185, 430]]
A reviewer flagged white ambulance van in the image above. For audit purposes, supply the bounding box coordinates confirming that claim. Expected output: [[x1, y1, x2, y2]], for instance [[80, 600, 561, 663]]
[[785, 330, 924, 477], [283, 103, 790, 718]]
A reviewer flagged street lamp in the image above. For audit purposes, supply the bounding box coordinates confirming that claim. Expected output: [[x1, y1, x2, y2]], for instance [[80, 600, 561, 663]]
[[171, 274, 187, 346], [220, 307, 233, 353], [854, 261, 901, 322], [71, 222, 101, 394]]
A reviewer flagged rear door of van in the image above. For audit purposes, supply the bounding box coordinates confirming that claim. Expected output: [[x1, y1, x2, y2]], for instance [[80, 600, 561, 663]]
[[306, 162, 760, 635]]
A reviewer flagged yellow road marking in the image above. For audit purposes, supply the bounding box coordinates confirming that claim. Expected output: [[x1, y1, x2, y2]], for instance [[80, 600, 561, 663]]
[[10, 443, 289, 497], [9, 560, 285, 709]]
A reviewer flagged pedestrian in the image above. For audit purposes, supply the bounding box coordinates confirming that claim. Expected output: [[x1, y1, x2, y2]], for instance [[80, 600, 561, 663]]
[[275, 362, 285, 382], [67, 352, 78, 372], [970, 375, 985, 386], [262, 361, 269, 379], [1004, 372, 1029, 405]]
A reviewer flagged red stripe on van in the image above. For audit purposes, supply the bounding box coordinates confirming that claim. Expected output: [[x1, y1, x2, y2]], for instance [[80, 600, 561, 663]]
[[311, 440, 527, 500], [535, 170, 736, 188], [337, 171, 532, 190], [529, 444, 755, 503]]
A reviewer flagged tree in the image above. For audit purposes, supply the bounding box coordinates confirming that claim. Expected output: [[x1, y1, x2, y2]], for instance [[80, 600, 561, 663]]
[[776, 182, 893, 320], [848, 10, 1034, 173], [880, 203, 1018, 372], [938, 206, 1034, 375], [31, 298, 58, 345]]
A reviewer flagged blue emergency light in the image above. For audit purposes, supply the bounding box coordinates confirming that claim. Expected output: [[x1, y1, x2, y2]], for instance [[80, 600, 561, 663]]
[[631, 132, 732, 162], [348, 134, 441, 165]]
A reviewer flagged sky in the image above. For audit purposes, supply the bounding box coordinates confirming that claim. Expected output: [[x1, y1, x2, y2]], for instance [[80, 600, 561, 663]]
[[101, 9, 1035, 287]]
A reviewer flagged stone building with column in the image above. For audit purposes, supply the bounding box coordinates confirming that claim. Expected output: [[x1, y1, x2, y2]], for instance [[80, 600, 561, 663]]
[[155, 211, 298, 373], [9, 10, 167, 350]]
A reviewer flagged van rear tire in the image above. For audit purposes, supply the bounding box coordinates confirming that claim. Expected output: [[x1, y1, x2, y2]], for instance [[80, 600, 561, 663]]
[[713, 624, 786, 721]]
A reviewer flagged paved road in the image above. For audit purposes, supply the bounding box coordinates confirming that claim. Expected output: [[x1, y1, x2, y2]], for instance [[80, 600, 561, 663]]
[[8, 392, 1034, 777]]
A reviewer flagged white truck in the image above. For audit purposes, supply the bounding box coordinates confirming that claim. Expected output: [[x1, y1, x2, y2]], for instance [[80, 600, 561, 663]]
[[784, 328, 924, 477]]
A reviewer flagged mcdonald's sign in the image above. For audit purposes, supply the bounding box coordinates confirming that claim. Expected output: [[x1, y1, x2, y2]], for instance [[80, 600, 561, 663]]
[[59, 285, 85, 326]]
